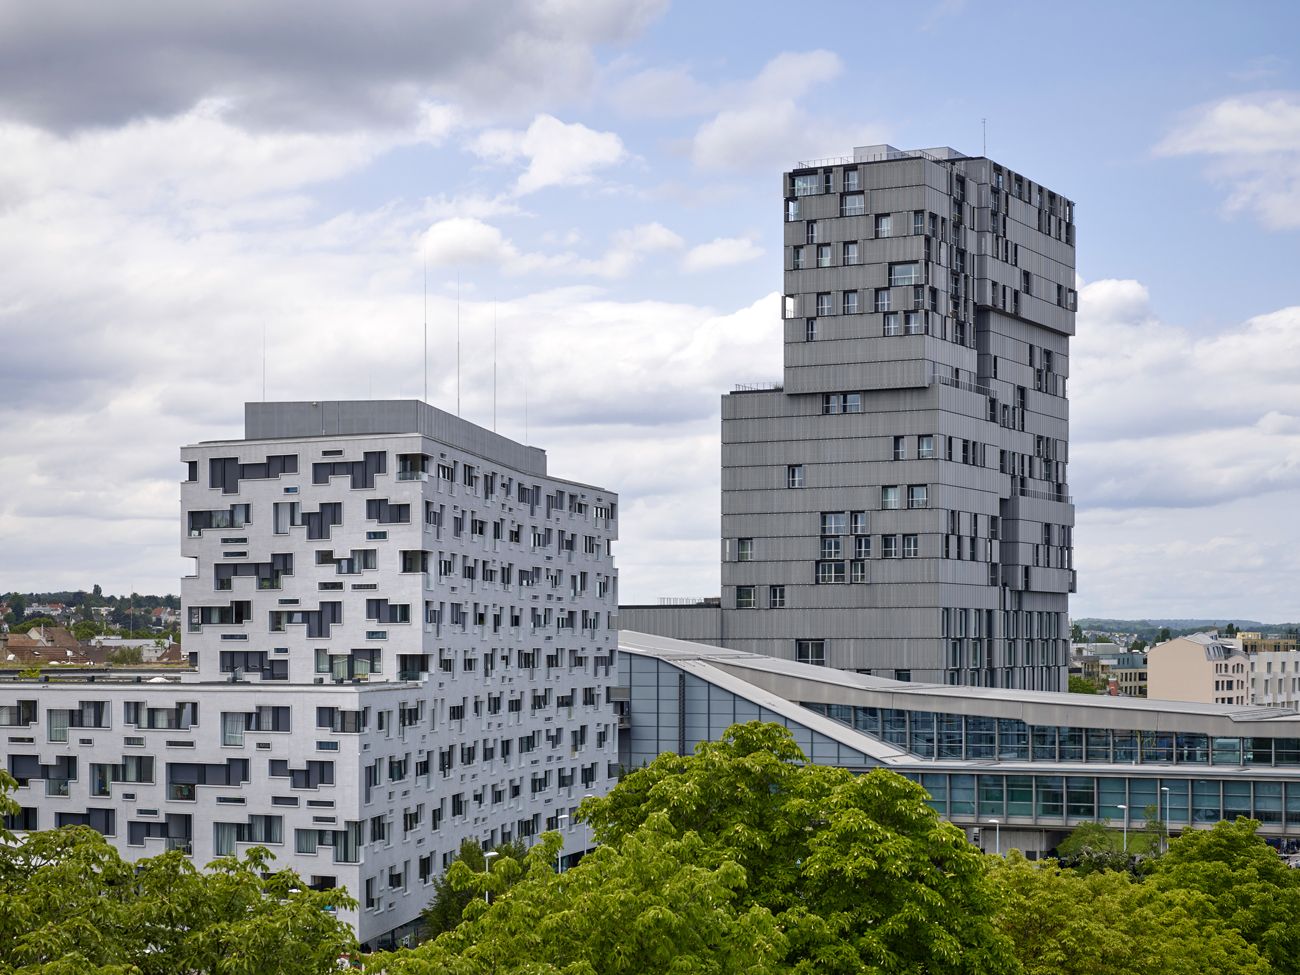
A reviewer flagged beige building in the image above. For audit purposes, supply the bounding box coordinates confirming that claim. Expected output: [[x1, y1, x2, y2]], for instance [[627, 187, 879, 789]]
[[1248, 652, 1300, 709], [1148, 634, 1248, 706]]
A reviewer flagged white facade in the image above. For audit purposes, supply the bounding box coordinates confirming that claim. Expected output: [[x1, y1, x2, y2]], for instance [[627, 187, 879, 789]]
[[1, 400, 620, 948]]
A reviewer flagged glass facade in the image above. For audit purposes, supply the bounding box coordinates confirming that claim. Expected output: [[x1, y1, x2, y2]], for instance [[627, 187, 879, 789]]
[[805, 702, 1300, 768], [906, 771, 1300, 828]]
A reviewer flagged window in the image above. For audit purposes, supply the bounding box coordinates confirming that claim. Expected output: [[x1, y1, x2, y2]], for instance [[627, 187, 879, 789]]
[[840, 193, 865, 217], [850, 511, 868, 535], [875, 214, 892, 238], [851, 560, 868, 583], [843, 168, 860, 191], [822, 394, 842, 415], [736, 538, 754, 562], [854, 535, 871, 559], [820, 537, 843, 559], [904, 311, 924, 334], [842, 241, 859, 265], [842, 291, 859, 315], [892, 436, 906, 461], [918, 435, 935, 459], [817, 245, 832, 268], [736, 586, 756, 609], [881, 486, 900, 509], [796, 640, 826, 666], [820, 512, 847, 535], [769, 585, 786, 608], [815, 561, 845, 584], [816, 293, 832, 316], [889, 262, 922, 286], [882, 535, 899, 558], [793, 174, 820, 197], [913, 210, 924, 236], [843, 393, 861, 413], [883, 312, 901, 336], [805, 318, 817, 342], [907, 485, 928, 509], [791, 246, 805, 270], [874, 288, 891, 313], [787, 465, 805, 488], [903, 534, 919, 558], [805, 221, 819, 244]]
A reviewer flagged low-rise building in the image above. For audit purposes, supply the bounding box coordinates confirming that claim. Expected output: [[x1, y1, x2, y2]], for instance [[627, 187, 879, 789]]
[[1148, 634, 1248, 706]]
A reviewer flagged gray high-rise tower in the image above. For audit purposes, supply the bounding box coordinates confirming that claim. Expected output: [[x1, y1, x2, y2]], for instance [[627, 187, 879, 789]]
[[623, 145, 1076, 690]]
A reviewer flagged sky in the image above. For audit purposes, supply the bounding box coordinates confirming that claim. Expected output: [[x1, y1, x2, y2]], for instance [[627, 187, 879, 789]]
[[1, 0, 1300, 620]]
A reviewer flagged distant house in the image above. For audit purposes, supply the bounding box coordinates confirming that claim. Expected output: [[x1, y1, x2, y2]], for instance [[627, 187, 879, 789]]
[[92, 635, 176, 662], [2, 625, 107, 666]]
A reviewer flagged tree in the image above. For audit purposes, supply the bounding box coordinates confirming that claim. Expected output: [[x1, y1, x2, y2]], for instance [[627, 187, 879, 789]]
[[422, 837, 528, 938], [8, 595, 25, 623], [107, 645, 144, 665], [1157, 627, 1172, 643], [376, 723, 1019, 975], [0, 770, 357, 973], [1070, 623, 1084, 643], [990, 853, 1268, 975], [1130, 638, 1147, 653], [1054, 821, 1132, 874], [1149, 818, 1300, 974], [1225, 623, 1239, 636], [1068, 675, 1099, 694]]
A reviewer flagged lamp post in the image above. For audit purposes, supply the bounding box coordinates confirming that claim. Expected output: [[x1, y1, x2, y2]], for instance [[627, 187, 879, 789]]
[[583, 792, 595, 855], [988, 818, 1001, 856], [556, 813, 569, 874], [1161, 787, 1170, 853], [1117, 804, 1129, 853], [483, 850, 498, 904]]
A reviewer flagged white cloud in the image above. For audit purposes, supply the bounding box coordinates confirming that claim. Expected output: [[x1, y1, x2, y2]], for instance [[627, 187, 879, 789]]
[[689, 51, 885, 170], [1069, 279, 1300, 617], [470, 114, 627, 195], [418, 218, 681, 278], [682, 235, 764, 272], [1155, 91, 1300, 229]]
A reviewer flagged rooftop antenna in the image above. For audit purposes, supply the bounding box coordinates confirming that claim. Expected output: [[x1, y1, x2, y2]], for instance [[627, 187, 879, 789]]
[[456, 271, 461, 417], [261, 324, 267, 401], [492, 296, 498, 432], [982, 118, 987, 156], [422, 247, 428, 403]]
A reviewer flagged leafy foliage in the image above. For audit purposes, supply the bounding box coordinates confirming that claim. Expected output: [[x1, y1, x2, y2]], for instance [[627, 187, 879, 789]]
[[422, 837, 529, 938], [1067, 675, 1099, 694], [373, 722, 1018, 975], [990, 853, 1269, 975], [0, 769, 357, 974]]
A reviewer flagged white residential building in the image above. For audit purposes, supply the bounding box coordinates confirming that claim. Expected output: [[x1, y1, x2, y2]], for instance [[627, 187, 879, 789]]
[[1, 400, 621, 949]]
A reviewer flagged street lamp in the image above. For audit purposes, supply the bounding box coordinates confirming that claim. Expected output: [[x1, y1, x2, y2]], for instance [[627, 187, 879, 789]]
[[583, 793, 595, 854], [483, 850, 498, 904], [1117, 804, 1129, 852], [1161, 787, 1171, 853], [988, 818, 1001, 856], [556, 813, 569, 874]]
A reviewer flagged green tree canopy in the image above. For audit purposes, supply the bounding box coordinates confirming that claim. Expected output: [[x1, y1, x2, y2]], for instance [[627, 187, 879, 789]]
[[422, 837, 528, 938], [990, 853, 1268, 975], [0, 770, 356, 974], [1148, 818, 1300, 974], [1068, 675, 1099, 694], [374, 722, 1018, 975]]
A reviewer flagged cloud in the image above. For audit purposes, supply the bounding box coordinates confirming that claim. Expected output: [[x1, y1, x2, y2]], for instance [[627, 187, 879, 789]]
[[470, 114, 627, 195], [0, 0, 668, 132], [682, 236, 764, 272], [1155, 91, 1300, 228], [418, 218, 681, 277], [1072, 279, 1300, 509], [606, 66, 714, 118], [689, 51, 885, 170]]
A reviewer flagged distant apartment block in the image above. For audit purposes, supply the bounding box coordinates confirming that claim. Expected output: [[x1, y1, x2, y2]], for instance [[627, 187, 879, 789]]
[[1147, 632, 1300, 710], [2, 400, 620, 948], [624, 145, 1076, 690]]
